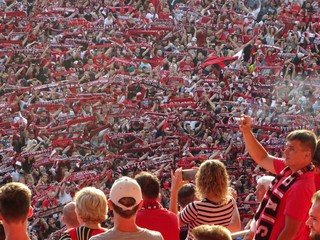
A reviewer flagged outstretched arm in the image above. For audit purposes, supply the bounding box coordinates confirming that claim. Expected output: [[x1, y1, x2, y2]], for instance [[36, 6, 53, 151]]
[[238, 115, 276, 174]]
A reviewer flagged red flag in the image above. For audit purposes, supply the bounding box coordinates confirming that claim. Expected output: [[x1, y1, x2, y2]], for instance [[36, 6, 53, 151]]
[[201, 56, 238, 70]]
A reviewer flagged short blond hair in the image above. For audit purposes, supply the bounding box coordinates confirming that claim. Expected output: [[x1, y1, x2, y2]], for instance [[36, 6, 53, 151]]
[[195, 160, 230, 202], [192, 224, 232, 240], [74, 187, 107, 224]]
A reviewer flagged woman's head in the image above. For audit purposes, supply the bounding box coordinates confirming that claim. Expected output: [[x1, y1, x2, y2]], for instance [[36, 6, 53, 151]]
[[195, 160, 230, 201], [74, 187, 108, 224]]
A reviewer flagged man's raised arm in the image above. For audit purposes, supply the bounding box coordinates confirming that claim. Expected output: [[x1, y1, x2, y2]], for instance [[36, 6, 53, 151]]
[[238, 114, 276, 174]]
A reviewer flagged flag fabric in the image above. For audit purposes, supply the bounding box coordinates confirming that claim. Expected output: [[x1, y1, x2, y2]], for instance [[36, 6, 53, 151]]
[[201, 56, 238, 69]]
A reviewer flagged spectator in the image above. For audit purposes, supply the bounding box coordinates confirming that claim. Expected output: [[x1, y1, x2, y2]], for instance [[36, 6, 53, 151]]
[[135, 171, 180, 240], [61, 202, 80, 230], [178, 184, 196, 240], [244, 175, 275, 240], [314, 139, 320, 190], [0, 182, 32, 240], [59, 181, 73, 205], [60, 187, 108, 240], [306, 190, 320, 240], [170, 160, 241, 240], [0, 223, 5, 240], [192, 224, 232, 240], [90, 176, 164, 240], [239, 115, 317, 240]]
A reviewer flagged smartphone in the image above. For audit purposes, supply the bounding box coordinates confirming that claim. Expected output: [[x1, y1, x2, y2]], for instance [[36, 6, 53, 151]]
[[182, 169, 198, 180]]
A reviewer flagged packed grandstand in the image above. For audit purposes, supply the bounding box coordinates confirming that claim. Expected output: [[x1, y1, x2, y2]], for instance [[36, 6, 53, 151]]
[[0, 0, 320, 239]]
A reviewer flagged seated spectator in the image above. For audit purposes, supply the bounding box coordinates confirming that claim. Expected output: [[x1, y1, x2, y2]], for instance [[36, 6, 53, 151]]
[[0, 182, 32, 240], [192, 224, 232, 240], [135, 171, 180, 240], [90, 176, 164, 240], [60, 187, 108, 240], [170, 160, 241, 240]]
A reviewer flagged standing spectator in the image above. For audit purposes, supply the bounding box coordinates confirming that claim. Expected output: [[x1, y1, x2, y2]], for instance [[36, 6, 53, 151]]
[[0, 182, 32, 240], [90, 176, 164, 240], [306, 191, 320, 240], [244, 175, 275, 240], [62, 202, 80, 230], [170, 160, 241, 240], [60, 187, 108, 240], [135, 172, 180, 240], [178, 184, 196, 240], [59, 182, 73, 205], [238, 114, 317, 240]]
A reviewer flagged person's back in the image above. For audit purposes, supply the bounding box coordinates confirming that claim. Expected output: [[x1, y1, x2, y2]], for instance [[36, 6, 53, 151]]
[[90, 176, 164, 240], [135, 172, 180, 240], [90, 227, 163, 240], [0, 182, 32, 240]]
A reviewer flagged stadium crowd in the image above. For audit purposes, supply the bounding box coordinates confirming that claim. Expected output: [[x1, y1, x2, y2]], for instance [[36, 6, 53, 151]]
[[0, 0, 320, 239]]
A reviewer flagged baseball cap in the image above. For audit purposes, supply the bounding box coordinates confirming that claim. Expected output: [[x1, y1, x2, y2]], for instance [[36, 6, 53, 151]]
[[191, 37, 197, 42], [109, 177, 142, 210]]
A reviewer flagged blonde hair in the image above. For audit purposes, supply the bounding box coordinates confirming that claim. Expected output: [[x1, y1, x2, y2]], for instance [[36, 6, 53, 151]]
[[74, 187, 107, 224], [195, 160, 230, 203], [192, 224, 232, 240]]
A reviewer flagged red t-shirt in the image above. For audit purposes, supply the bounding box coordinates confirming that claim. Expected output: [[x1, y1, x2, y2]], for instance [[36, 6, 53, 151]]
[[257, 159, 315, 240], [136, 200, 180, 240]]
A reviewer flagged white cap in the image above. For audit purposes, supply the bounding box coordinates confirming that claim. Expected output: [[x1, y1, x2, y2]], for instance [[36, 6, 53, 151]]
[[109, 177, 142, 210], [191, 37, 197, 42]]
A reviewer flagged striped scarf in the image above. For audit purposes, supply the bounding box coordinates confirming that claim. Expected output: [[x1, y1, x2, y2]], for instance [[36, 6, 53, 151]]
[[254, 164, 314, 240]]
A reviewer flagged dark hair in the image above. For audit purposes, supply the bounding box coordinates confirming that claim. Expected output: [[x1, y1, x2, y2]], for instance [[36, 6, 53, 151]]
[[178, 183, 196, 208], [111, 197, 139, 219], [286, 130, 317, 155], [135, 171, 160, 199]]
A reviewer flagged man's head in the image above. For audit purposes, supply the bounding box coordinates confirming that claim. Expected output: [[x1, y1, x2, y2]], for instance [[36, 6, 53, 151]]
[[109, 177, 143, 219], [0, 182, 32, 224], [135, 172, 160, 200], [306, 191, 320, 240], [255, 176, 275, 202], [178, 183, 196, 208], [192, 224, 232, 240], [284, 130, 317, 170], [74, 187, 108, 224], [62, 202, 80, 229]]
